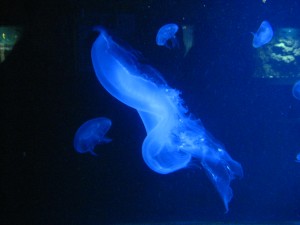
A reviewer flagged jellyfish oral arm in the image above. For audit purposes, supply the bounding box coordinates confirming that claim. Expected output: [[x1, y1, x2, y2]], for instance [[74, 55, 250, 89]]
[[200, 145, 243, 212], [91, 29, 243, 211]]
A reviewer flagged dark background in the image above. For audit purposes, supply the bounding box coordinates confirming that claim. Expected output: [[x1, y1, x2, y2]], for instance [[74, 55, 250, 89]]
[[1, 0, 300, 224]]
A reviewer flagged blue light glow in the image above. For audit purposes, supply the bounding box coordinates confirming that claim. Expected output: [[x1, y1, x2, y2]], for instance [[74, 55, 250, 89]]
[[91, 28, 243, 212]]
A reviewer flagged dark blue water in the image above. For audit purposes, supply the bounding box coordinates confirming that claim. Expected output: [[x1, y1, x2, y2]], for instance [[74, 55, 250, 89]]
[[1, 0, 300, 224]]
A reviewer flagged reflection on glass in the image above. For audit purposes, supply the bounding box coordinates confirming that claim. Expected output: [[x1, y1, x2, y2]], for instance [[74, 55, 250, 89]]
[[0, 26, 22, 63], [254, 28, 300, 81], [182, 24, 194, 57]]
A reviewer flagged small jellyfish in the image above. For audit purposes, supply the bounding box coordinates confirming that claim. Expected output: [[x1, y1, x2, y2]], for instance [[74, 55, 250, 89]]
[[74, 117, 112, 155], [156, 23, 179, 49], [252, 21, 273, 48], [296, 153, 300, 163], [292, 80, 300, 100]]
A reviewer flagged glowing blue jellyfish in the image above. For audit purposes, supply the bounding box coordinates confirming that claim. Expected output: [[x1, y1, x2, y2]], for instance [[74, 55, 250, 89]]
[[296, 153, 300, 163], [252, 21, 273, 48], [74, 117, 112, 155], [91, 28, 243, 212], [156, 23, 179, 48], [292, 80, 300, 100]]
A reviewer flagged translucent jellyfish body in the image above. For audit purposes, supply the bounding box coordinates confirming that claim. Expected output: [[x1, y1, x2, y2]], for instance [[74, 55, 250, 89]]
[[74, 117, 112, 155], [91, 28, 243, 212], [292, 80, 300, 100], [156, 23, 179, 48], [252, 21, 273, 48], [296, 153, 300, 162]]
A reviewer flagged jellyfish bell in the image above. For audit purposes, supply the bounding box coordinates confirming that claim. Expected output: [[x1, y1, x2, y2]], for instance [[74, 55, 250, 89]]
[[295, 153, 300, 163], [292, 80, 300, 100], [252, 20, 273, 48], [73, 117, 112, 155], [156, 23, 179, 49]]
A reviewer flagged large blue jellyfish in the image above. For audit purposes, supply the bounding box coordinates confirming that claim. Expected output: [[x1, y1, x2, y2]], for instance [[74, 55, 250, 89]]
[[156, 23, 179, 48], [74, 117, 112, 155], [292, 80, 300, 100], [252, 21, 273, 48], [91, 28, 243, 212]]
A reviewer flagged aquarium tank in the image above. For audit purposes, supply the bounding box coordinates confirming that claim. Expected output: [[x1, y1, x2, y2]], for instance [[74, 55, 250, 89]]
[[1, 0, 300, 225]]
